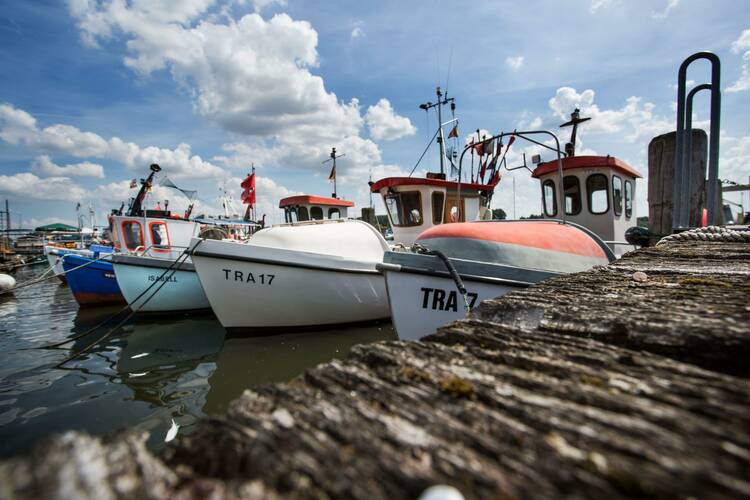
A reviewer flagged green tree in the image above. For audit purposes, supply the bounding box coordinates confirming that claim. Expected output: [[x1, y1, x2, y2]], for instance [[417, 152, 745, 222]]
[[492, 208, 507, 220]]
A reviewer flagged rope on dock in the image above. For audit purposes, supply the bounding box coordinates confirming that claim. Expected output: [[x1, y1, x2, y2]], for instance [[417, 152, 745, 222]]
[[656, 225, 750, 246]]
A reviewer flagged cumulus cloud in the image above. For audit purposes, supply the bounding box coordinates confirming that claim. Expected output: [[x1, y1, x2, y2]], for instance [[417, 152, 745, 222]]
[[31, 155, 105, 178], [66, 0, 413, 192], [548, 87, 672, 143], [0, 172, 87, 201], [727, 29, 750, 93], [651, 0, 680, 19], [0, 103, 224, 179], [505, 56, 524, 71], [365, 99, 416, 141]]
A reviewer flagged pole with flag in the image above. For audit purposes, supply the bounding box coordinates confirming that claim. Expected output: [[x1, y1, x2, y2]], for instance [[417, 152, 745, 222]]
[[241, 165, 256, 221], [322, 147, 344, 198]]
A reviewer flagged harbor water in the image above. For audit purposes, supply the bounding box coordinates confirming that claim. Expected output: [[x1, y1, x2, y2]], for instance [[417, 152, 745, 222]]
[[0, 264, 396, 458]]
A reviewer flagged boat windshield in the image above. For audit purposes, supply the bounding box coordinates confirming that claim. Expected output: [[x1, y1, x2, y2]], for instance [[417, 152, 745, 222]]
[[385, 191, 423, 227]]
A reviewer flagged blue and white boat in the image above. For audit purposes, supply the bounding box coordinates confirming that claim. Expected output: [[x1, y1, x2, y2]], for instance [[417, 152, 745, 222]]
[[61, 249, 123, 306]]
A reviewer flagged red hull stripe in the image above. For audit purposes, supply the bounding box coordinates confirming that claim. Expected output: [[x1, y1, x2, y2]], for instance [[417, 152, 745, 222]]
[[417, 222, 609, 259], [370, 177, 495, 193], [279, 195, 354, 208], [532, 155, 642, 179]]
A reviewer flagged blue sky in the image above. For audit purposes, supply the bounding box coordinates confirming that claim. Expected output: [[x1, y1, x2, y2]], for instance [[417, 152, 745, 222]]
[[1, 0, 749, 228]]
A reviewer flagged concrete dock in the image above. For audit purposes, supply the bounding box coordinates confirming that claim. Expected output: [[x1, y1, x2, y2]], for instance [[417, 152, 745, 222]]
[[1, 235, 749, 499]]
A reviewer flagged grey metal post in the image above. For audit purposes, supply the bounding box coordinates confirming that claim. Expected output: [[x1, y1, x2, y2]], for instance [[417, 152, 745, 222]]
[[684, 83, 711, 226], [673, 52, 721, 230]]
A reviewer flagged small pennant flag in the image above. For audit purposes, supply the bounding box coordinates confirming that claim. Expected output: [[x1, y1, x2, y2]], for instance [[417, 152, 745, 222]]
[[328, 164, 336, 181], [447, 125, 459, 139]]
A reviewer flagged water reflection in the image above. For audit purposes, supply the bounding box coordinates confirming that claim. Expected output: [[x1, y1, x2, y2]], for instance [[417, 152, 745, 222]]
[[0, 264, 396, 457]]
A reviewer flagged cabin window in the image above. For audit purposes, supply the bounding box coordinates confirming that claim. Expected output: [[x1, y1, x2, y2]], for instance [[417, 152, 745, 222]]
[[328, 208, 340, 219], [148, 221, 170, 250], [625, 180, 633, 219], [563, 176, 581, 215], [384, 191, 423, 227], [444, 197, 466, 223], [310, 206, 324, 220], [297, 206, 310, 222], [121, 221, 144, 251], [542, 180, 557, 217], [431, 192, 444, 224], [587, 174, 609, 215], [285, 207, 298, 223], [612, 175, 623, 216]]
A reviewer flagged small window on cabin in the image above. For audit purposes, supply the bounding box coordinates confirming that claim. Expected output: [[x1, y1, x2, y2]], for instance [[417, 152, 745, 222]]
[[297, 206, 310, 222], [310, 206, 324, 220], [384, 191, 423, 227], [286, 207, 297, 223], [563, 176, 581, 215], [625, 180, 633, 219], [328, 208, 340, 219], [122, 221, 143, 251], [612, 175, 623, 216], [542, 180, 557, 217], [431, 192, 444, 224], [587, 174, 609, 215], [149, 222, 169, 248]]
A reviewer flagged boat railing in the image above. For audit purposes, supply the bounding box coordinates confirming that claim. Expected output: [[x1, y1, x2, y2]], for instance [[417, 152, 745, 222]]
[[457, 129, 567, 225]]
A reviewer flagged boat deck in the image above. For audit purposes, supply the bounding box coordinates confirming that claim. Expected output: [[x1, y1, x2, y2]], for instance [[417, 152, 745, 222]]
[[1, 234, 749, 498]]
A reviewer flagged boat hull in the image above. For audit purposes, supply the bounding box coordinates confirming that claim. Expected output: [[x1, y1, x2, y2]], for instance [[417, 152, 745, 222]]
[[192, 245, 389, 331], [380, 251, 556, 341], [62, 254, 126, 307], [112, 255, 210, 313]]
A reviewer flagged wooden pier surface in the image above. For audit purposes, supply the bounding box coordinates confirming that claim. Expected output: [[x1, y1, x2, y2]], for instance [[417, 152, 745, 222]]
[[1, 238, 749, 499]]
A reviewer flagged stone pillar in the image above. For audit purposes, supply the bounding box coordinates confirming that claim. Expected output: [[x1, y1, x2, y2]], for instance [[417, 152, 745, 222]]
[[360, 207, 378, 228]]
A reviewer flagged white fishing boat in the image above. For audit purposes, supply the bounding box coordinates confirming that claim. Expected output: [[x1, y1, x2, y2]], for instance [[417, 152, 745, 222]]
[[191, 219, 390, 331], [378, 110, 640, 341], [378, 220, 614, 341], [106, 164, 207, 312]]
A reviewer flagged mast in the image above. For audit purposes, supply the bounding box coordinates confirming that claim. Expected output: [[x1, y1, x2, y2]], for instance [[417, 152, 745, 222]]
[[419, 86, 455, 176], [560, 108, 591, 157], [323, 148, 344, 198]]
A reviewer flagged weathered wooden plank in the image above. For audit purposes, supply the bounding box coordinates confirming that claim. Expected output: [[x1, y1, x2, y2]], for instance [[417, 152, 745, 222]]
[[0, 238, 748, 499]]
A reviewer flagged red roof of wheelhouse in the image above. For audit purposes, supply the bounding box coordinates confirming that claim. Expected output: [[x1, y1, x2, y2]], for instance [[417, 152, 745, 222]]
[[278, 195, 354, 208], [532, 155, 642, 179]]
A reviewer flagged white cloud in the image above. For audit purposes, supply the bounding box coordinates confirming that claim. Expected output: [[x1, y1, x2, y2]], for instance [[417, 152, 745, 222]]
[[0, 173, 86, 201], [365, 99, 416, 141], [651, 0, 680, 19], [505, 55, 524, 71], [0, 103, 224, 179], [247, 0, 287, 13], [727, 29, 750, 93], [351, 20, 364, 40], [590, 0, 615, 13], [31, 155, 105, 178], [548, 87, 672, 143]]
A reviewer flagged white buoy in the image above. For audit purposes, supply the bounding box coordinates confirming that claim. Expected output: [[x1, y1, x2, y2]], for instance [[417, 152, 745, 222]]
[[0, 274, 16, 292]]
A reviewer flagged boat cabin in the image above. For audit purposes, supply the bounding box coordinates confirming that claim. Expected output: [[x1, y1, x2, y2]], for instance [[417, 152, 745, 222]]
[[280, 195, 354, 223], [532, 155, 641, 252], [370, 174, 496, 245], [108, 212, 200, 259]]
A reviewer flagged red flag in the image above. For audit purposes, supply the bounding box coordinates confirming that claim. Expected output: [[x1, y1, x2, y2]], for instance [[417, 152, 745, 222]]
[[447, 125, 459, 139], [490, 170, 502, 185], [473, 142, 484, 156], [507, 135, 516, 148], [241, 172, 256, 206]]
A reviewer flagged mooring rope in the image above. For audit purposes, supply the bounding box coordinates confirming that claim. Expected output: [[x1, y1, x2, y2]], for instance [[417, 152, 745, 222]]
[[0, 253, 114, 295], [412, 243, 471, 312], [54, 240, 202, 365], [656, 225, 750, 246]]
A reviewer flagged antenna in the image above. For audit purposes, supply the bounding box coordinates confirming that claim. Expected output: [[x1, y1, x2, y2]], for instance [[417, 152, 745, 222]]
[[322, 147, 345, 198], [559, 108, 590, 157]]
